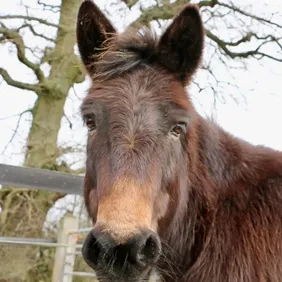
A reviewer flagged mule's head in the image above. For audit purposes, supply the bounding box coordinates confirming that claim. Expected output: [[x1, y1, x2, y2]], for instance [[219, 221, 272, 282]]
[[77, 1, 204, 281]]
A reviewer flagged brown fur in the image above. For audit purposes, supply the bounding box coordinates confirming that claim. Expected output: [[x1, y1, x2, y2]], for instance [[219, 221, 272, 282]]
[[77, 1, 282, 281], [97, 178, 154, 243]]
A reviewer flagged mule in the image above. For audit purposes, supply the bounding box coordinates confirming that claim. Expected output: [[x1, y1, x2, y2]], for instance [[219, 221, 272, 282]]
[[76, 1, 282, 281]]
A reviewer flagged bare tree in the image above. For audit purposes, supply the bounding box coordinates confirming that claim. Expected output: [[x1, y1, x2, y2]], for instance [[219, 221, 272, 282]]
[[0, 0, 85, 281], [123, 0, 282, 105], [0, 0, 281, 281]]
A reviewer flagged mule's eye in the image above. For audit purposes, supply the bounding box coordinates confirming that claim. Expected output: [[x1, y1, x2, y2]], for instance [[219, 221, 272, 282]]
[[171, 123, 187, 136], [85, 116, 96, 131]]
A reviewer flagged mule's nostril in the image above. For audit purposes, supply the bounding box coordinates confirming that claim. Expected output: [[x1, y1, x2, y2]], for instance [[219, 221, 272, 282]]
[[127, 231, 161, 266], [82, 228, 161, 272], [82, 231, 101, 270], [139, 234, 161, 263], [82, 228, 116, 270]]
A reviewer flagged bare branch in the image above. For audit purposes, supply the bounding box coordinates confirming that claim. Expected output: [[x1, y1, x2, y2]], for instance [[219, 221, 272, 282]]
[[0, 24, 45, 81], [207, 30, 282, 47], [0, 108, 32, 121], [217, 1, 282, 29], [0, 108, 32, 155], [64, 112, 73, 129], [130, 4, 177, 27], [37, 0, 60, 13], [0, 15, 58, 28], [255, 52, 282, 63], [129, 0, 282, 31], [198, 0, 218, 8], [126, 0, 219, 27], [120, 0, 139, 9], [17, 23, 55, 42], [206, 29, 282, 62], [123, 0, 218, 10], [0, 67, 39, 91], [128, 0, 282, 64]]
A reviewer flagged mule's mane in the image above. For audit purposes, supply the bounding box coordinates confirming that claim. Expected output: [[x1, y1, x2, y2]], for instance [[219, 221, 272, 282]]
[[93, 28, 159, 80]]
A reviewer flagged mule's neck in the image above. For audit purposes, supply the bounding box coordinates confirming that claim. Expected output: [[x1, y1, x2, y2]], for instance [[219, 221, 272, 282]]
[[158, 115, 254, 281]]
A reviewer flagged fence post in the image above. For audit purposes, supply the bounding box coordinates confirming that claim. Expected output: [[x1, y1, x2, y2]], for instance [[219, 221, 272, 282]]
[[52, 215, 79, 282]]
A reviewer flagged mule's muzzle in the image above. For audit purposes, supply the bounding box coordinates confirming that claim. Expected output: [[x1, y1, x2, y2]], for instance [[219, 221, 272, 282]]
[[82, 227, 161, 279]]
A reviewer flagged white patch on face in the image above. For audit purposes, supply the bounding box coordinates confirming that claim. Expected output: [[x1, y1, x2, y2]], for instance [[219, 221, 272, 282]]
[[88, 130, 97, 137], [168, 132, 180, 141]]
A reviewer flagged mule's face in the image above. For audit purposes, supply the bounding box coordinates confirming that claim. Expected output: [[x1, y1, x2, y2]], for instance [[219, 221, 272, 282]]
[[77, 1, 204, 281], [81, 70, 192, 281]]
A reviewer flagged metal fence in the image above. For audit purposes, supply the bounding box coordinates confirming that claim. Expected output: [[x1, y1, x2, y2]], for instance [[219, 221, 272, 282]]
[[0, 163, 84, 195], [0, 224, 95, 281], [0, 164, 160, 282], [0, 163, 95, 281]]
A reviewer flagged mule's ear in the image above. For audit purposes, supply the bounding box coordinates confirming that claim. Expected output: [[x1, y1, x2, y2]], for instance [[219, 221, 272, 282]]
[[76, 0, 116, 74], [157, 5, 204, 83]]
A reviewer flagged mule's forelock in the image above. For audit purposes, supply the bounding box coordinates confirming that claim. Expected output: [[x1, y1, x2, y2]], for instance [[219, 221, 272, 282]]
[[93, 28, 158, 80], [76, 0, 205, 84]]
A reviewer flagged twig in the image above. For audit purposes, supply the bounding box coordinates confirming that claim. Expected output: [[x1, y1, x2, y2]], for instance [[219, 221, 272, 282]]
[[0, 15, 58, 28], [0, 109, 32, 155], [17, 23, 55, 42], [0, 68, 39, 91], [0, 24, 45, 81]]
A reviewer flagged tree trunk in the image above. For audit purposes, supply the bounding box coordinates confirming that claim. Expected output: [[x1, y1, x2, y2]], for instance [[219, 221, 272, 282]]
[[25, 94, 66, 169], [0, 0, 84, 281]]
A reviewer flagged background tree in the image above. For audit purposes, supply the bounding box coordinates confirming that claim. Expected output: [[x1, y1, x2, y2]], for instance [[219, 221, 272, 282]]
[[0, 0, 281, 281], [0, 0, 85, 281]]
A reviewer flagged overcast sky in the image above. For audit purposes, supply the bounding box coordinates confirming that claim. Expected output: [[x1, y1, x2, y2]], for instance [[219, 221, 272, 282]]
[[0, 0, 281, 231], [1, 0, 282, 169]]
